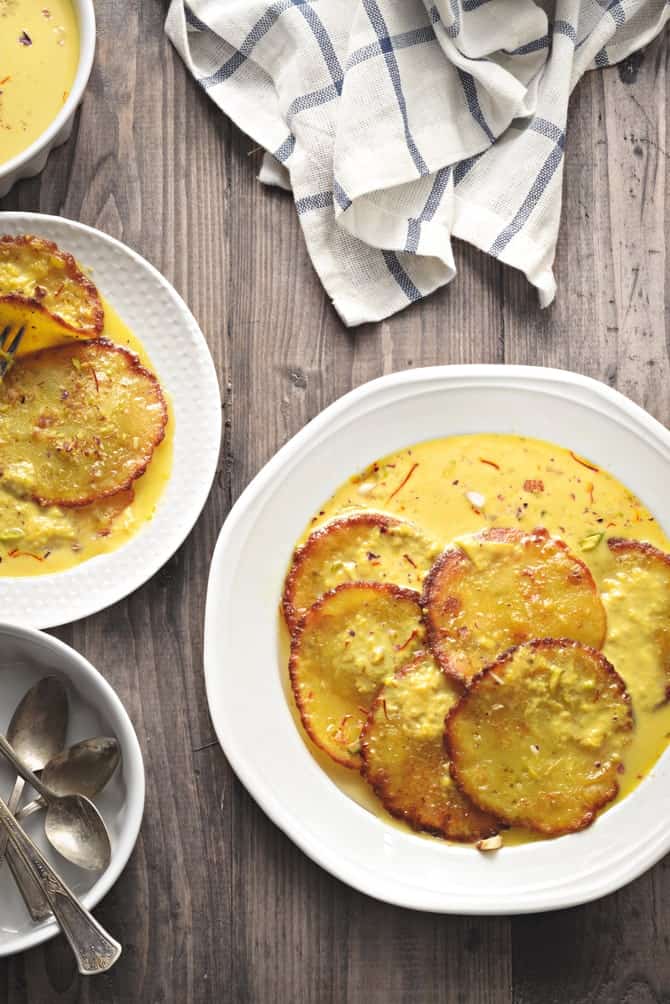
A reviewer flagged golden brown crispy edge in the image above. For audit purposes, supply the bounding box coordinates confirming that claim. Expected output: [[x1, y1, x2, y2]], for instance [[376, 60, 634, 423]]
[[288, 580, 422, 770], [421, 527, 605, 681], [282, 511, 403, 633], [608, 536, 670, 566], [12, 338, 167, 509], [444, 638, 633, 836], [360, 651, 503, 842], [0, 234, 104, 337]]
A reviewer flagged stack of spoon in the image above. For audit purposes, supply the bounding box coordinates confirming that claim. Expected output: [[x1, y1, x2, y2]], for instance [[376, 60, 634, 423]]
[[0, 676, 123, 974]]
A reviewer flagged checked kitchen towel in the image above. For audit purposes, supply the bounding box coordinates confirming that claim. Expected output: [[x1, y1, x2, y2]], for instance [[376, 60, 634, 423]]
[[166, 0, 669, 326]]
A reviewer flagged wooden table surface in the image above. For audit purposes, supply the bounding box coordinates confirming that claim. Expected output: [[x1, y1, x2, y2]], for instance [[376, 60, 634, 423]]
[[0, 4, 668, 1002]]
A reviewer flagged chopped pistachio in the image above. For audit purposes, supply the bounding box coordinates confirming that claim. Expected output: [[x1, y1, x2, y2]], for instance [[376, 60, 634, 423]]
[[0, 528, 23, 541], [579, 531, 604, 551]]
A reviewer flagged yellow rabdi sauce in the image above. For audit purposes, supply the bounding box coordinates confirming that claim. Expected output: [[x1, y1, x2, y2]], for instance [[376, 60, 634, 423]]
[[0, 0, 79, 166], [0, 299, 173, 577], [281, 433, 670, 846]]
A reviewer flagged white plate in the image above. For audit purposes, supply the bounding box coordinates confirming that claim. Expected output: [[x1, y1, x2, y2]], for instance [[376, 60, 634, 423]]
[[0, 213, 221, 629], [0, 623, 145, 957], [205, 365, 670, 915]]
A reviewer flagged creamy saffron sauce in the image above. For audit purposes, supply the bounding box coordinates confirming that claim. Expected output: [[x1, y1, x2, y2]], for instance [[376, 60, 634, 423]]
[[0, 300, 173, 577], [280, 433, 670, 846], [0, 1, 79, 166]]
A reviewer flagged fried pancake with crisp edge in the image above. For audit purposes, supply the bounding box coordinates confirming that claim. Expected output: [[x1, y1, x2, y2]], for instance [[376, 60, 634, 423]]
[[422, 527, 607, 682], [361, 651, 501, 842], [446, 639, 633, 835], [0, 339, 167, 507], [289, 582, 425, 769], [602, 537, 670, 710], [0, 235, 104, 353], [283, 512, 439, 632]]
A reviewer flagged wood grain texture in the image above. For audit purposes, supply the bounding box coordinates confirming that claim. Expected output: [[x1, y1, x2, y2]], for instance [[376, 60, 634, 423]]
[[0, 3, 667, 1001]]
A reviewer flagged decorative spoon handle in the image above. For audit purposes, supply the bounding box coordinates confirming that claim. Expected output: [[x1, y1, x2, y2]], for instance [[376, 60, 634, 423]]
[[0, 778, 52, 921], [0, 777, 51, 920], [0, 795, 121, 974], [0, 777, 24, 861], [6, 842, 52, 921]]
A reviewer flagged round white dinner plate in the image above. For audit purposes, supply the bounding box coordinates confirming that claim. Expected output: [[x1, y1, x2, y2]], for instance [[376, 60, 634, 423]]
[[0, 213, 221, 629], [205, 365, 670, 914], [0, 623, 145, 957]]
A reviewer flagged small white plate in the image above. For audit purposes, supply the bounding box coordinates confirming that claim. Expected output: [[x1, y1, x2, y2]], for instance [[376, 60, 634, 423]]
[[205, 365, 670, 915], [0, 622, 145, 957], [0, 213, 221, 629]]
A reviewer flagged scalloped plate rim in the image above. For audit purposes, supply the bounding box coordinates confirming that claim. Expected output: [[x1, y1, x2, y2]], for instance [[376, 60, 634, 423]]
[[204, 365, 670, 915]]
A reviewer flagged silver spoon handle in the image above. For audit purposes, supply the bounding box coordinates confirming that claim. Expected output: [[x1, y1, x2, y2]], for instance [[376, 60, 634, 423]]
[[0, 777, 50, 920], [15, 796, 45, 822], [0, 776, 24, 862], [9, 797, 80, 921], [0, 780, 52, 920], [0, 735, 50, 800], [0, 796, 121, 974], [5, 842, 53, 921]]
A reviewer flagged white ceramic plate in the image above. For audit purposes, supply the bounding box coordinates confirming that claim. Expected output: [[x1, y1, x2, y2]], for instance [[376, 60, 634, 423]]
[[205, 365, 670, 915], [0, 623, 145, 957], [0, 213, 221, 629]]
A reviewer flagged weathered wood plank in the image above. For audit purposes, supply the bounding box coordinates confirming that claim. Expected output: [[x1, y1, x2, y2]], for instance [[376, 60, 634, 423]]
[[508, 34, 670, 1004], [0, 4, 667, 1002]]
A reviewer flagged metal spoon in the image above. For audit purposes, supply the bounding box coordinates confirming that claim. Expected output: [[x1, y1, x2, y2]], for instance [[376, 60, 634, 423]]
[[0, 677, 68, 866], [12, 737, 120, 924], [0, 793, 121, 974], [17, 737, 120, 821], [0, 678, 68, 922], [0, 734, 111, 872]]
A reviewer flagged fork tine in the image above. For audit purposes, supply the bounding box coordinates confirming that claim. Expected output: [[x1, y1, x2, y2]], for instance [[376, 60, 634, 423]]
[[7, 326, 25, 355], [0, 325, 25, 378]]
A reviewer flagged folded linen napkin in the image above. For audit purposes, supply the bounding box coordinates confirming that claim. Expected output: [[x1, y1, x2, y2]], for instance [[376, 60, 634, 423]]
[[166, 0, 668, 327]]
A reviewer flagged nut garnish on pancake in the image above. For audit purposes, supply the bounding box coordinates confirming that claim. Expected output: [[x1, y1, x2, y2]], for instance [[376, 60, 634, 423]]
[[423, 528, 607, 682], [289, 582, 425, 769]]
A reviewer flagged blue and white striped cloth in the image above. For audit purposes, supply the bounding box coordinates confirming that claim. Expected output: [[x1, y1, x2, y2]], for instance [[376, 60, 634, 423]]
[[166, 0, 668, 326]]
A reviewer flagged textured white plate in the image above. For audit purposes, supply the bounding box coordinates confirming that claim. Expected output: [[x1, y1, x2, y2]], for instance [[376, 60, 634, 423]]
[[0, 213, 221, 628], [205, 365, 670, 914], [0, 623, 145, 957]]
